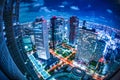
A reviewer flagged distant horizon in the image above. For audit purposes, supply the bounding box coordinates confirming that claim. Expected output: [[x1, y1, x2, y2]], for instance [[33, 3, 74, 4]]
[[19, 1, 120, 29]]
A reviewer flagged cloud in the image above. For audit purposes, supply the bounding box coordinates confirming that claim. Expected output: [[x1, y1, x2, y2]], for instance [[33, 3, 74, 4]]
[[59, 5, 65, 8], [106, 9, 112, 14], [41, 7, 51, 13], [70, 6, 79, 10]]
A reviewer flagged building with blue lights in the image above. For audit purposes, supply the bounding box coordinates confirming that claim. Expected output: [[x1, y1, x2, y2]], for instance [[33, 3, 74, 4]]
[[33, 18, 50, 60], [49, 16, 65, 49], [69, 16, 79, 44]]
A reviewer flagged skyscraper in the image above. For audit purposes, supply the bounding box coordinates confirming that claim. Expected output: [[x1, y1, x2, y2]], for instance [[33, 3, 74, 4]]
[[33, 18, 50, 60], [75, 29, 105, 63], [69, 16, 79, 44], [50, 16, 65, 49], [0, 0, 26, 79]]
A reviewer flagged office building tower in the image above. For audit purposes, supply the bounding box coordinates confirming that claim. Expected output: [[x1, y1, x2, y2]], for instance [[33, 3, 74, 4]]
[[33, 18, 50, 60], [0, 0, 26, 79], [50, 16, 65, 49], [75, 29, 106, 63], [63, 19, 70, 43], [2, 0, 39, 79], [0, 23, 26, 80], [82, 20, 86, 29], [69, 16, 79, 44]]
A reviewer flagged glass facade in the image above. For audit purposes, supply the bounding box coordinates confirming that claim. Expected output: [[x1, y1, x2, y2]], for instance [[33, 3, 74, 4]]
[[50, 17, 65, 49], [33, 18, 50, 60]]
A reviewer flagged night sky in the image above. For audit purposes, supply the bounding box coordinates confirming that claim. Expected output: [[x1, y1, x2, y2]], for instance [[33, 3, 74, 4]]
[[20, 0, 120, 29]]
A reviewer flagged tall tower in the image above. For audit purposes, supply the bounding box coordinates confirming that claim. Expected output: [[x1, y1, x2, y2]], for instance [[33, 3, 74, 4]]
[[0, 0, 33, 79], [69, 16, 79, 44], [75, 29, 106, 63], [33, 18, 50, 60], [50, 16, 65, 49]]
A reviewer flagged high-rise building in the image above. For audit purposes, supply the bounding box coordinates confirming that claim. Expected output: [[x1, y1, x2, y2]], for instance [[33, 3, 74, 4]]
[[49, 16, 65, 49], [0, 22, 26, 80], [63, 19, 70, 43], [0, 0, 26, 80], [33, 18, 50, 60], [2, 0, 38, 79], [75, 29, 106, 63], [69, 16, 79, 44]]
